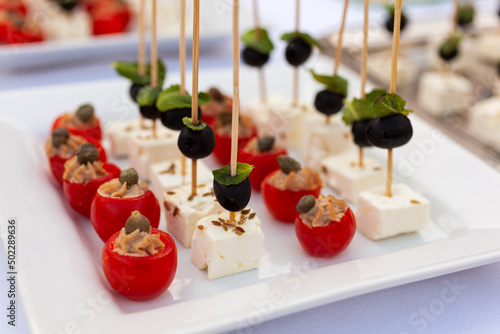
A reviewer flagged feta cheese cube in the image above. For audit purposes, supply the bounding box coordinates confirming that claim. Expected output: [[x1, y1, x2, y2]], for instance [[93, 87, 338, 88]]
[[299, 113, 352, 169], [163, 184, 223, 248], [320, 152, 385, 203], [367, 52, 418, 87], [244, 95, 290, 136], [149, 158, 213, 201], [269, 102, 315, 149], [191, 210, 264, 280], [417, 72, 473, 117], [469, 96, 500, 153], [473, 33, 500, 65], [106, 119, 154, 158], [356, 183, 430, 240], [41, 9, 91, 40], [426, 35, 476, 75]]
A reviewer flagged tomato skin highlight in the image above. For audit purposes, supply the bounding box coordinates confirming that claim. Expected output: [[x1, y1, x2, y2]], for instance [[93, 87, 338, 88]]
[[52, 114, 103, 142], [295, 208, 356, 258], [102, 229, 177, 301], [63, 163, 121, 217], [212, 125, 258, 165], [261, 171, 322, 223], [239, 146, 287, 192], [91, 189, 160, 242]]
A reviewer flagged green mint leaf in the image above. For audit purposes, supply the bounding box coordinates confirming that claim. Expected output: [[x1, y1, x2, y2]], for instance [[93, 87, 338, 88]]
[[310, 69, 348, 96], [137, 86, 162, 107], [156, 85, 211, 111], [112, 59, 166, 85], [342, 89, 386, 125], [241, 28, 274, 55], [373, 93, 413, 117], [182, 117, 207, 131], [281, 32, 322, 49], [212, 163, 254, 186]]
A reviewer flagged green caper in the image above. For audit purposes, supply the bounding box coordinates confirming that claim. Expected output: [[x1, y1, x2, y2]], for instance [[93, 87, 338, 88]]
[[51, 127, 70, 148], [119, 168, 139, 188], [125, 211, 151, 234], [296, 195, 316, 214], [76, 104, 94, 123], [277, 155, 301, 174], [257, 136, 275, 152], [209, 87, 224, 102], [76, 143, 99, 165]]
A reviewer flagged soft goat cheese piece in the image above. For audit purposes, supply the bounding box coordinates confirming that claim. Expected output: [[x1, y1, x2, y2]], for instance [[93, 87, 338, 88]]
[[191, 210, 264, 280], [417, 71, 472, 117], [426, 35, 476, 75], [356, 183, 430, 240], [41, 8, 91, 40], [299, 113, 352, 169], [320, 152, 385, 204], [269, 101, 315, 149], [128, 127, 181, 181], [244, 95, 290, 136], [367, 51, 418, 87], [473, 33, 500, 65], [469, 96, 500, 153], [106, 119, 154, 158], [164, 184, 223, 248], [149, 158, 213, 201]]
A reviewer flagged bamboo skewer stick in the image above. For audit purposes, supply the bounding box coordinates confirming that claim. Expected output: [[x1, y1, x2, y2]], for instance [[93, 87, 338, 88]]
[[358, 0, 369, 168], [334, 0, 350, 76], [138, 0, 146, 127], [253, 0, 267, 103], [191, 0, 200, 197], [292, 0, 300, 107], [453, 0, 460, 34], [180, 0, 187, 176], [150, 0, 158, 138]]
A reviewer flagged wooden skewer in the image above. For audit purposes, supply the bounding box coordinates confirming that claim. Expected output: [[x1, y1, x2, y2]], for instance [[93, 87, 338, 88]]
[[334, 0, 350, 76], [180, 0, 187, 176], [358, 0, 369, 168], [150, 0, 158, 139], [253, 0, 267, 103], [453, 0, 460, 35], [386, 0, 402, 198], [138, 0, 146, 127], [359, 146, 364, 168], [191, 0, 200, 196], [292, 0, 300, 107]]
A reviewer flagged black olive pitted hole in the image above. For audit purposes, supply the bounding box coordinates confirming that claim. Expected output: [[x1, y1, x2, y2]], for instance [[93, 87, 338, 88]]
[[285, 37, 312, 67], [351, 119, 373, 148], [213, 177, 252, 212], [125, 211, 151, 234], [76, 143, 100, 165], [296, 195, 316, 214], [120, 168, 139, 188], [385, 14, 407, 33], [52, 127, 70, 148], [242, 47, 270, 67], [129, 83, 146, 103], [257, 136, 275, 152], [178, 124, 216, 160], [365, 114, 413, 149], [140, 105, 160, 120], [160, 107, 202, 131], [76, 104, 94, 123], [314, 90, 345, 116]]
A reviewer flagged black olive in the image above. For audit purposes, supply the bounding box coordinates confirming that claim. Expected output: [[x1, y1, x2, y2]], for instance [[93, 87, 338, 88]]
[[385, 13, 407, 33], [129, 83, 146, 103], [439, 44, 459, 62], [351, 119, 373, 148], [314, 90, 345, 116], [160, 107, 202, 131], [242, 46, 269, 67], [125, 211, 151, 234], [365, 114, 413, 149], [178, 124, 216, 160], [140, 105, 160, 120], [213, 177, 251, 212], [120, 168, 139, 188], [76, 143, 99, 165], [458, 6, 474, 26], [55, 0, 79, 11], [285, 37, 312, 67], [52, 127, 70, 148]]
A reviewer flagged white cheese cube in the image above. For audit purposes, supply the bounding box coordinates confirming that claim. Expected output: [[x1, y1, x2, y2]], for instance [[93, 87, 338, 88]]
[[149, 158, 213, 201], [269, 102, 315, 149], [473, 33, 500, 65], [356, 183, 430, 240], [106, 119, 154, 158], [299, 113, 352, 169], [191, 210, 264, 280], [469, 96, 500, 153], [367, 52, 418, 87], [426, 35, 476, 75], [41, 8, 91, 40], [244, 95, 290, 136], [163, 184, 223, 248], [320, 152, 385, 203], [128, 126, 181, 181], [417, 72, 472, 117]]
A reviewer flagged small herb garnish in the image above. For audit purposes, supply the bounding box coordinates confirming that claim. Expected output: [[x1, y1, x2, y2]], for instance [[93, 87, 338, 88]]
[[137, 86, 162, 107], [156, 84, 211, 111], [373, 93, 413, 118], [458, 5, 475, 25], [212, 163, 254, 186], [182, 117, 207, 131], [439, 34, 462, 58], [112, 60, 166, 85], [342, 89, 386, 125], [310, 69, 348, 96], [241, 28, 274, 55], [281, 32, 322, 49]]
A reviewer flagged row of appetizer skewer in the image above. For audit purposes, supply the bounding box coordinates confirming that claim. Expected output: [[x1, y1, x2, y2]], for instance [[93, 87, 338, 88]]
[[43, 0, 429, 302]]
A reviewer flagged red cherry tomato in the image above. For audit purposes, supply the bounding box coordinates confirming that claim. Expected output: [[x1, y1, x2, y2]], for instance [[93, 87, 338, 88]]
[[239, 145, 287, 192], [0, 0, 27, 16], [102, 228, 177, 301], [295, 208, 356, 257], [91, 188, 160, 242], [63, 163, 121, 217], [261, 171, 322, 223], [48, 136, 107, 186], [212, 125, 258, 165], [52, 114, 102, 142], [90, 1, 131, 35], [0, 12, 43, 44]]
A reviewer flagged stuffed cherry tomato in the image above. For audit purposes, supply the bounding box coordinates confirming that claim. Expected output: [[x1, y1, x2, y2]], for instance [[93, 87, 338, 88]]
[[294, 195, 356, 257], [0, 11, 43, 44], [0, 0, 27, 16], [262, 156, 322, 223], [239, 136, 287, 191], [200, 87, 233, 125], [102, 211, 177, 301], [90, 1, 131, 35], [212, 112, 257, 165], [46, 128, 107, 185], [91, 168, 160, 242], [52, 103, 102, 142], [62, 143, 120, 217]]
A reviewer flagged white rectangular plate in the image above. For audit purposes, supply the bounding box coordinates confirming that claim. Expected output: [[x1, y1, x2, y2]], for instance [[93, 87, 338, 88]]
[[1, 59, 500, 334]]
